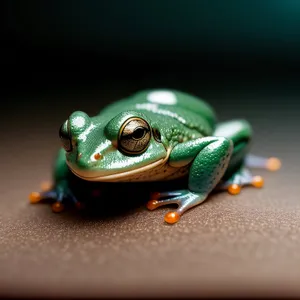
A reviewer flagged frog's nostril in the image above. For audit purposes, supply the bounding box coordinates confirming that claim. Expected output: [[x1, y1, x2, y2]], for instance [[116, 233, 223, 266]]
[[94, 153, 103, 160]]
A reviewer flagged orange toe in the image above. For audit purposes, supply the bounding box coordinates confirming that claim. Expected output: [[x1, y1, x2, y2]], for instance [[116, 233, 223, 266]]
[[164, 211, 180, 224], [146, 200, 159, 211], [228, 184, 241, 195], [266, 157, 281, 171], [52, 202, 64, 213], [40, 181, 53, 192], [29, 192, 42, 204], [252, 175, 264, 188]]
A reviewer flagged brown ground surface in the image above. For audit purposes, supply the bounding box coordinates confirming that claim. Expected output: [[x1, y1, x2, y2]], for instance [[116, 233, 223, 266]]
[[1, 80, 299, 298]]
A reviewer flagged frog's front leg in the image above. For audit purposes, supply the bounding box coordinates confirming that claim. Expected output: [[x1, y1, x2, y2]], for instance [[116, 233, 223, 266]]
[[29, 179, 82, 212], [29, 148, 84, 212], [147, 137, 233, 224]]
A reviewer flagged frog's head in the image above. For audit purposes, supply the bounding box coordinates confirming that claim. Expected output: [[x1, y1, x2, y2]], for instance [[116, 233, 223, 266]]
[[59, 110, 169, 182]]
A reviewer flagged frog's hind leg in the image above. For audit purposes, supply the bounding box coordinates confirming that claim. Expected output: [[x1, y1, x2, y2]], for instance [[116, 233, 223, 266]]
[[214, 119, 252, 173], [216, 167, 264, 195], [214, 119, 280, 195]]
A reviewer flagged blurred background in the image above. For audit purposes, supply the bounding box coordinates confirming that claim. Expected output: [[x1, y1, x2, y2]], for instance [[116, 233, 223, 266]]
[[3, 0, 300, 94], [2, 0, 300, 155]]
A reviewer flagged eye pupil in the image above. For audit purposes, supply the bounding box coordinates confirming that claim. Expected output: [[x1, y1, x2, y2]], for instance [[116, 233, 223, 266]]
[[132, 127, 146, 140]]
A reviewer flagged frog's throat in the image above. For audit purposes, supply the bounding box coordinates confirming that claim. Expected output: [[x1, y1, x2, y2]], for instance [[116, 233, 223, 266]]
[[67, 149, 171, 182]]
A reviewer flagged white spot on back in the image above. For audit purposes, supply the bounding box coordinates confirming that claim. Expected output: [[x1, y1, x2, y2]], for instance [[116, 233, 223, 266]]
[[147, 91, 177, 105]]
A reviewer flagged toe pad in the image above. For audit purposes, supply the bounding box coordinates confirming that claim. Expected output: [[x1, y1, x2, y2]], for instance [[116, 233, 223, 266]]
[[228, 184, 241, 195], [52, 202, 64, 213], [164, 211, 180, 224], [29, 192, 42, 204]]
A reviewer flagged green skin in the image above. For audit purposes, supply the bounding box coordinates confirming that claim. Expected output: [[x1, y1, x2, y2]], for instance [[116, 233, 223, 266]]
[[39, 89, 271, 223]]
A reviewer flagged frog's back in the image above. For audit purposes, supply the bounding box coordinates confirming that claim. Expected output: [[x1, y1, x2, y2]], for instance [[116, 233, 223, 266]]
[[99, 89, 217, 129], [130, 90, 216, 123]]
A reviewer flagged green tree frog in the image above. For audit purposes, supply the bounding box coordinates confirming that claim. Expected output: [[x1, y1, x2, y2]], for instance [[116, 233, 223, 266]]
[[29, 90, 281, 224]]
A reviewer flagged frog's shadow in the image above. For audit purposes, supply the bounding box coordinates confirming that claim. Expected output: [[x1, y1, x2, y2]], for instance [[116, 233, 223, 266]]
[[52, 178, 190, 222]]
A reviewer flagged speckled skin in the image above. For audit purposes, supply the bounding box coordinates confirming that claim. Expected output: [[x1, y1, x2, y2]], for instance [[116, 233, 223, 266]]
[[30, 89, 277, 224]]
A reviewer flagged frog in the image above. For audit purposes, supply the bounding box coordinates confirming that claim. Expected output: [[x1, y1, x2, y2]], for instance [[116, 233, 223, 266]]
[[29, 89, 281, 224]]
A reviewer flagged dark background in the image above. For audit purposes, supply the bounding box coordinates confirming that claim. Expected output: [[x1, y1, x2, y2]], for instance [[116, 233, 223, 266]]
[[1, 1, 300, 298], [3, 0, 300, 93]]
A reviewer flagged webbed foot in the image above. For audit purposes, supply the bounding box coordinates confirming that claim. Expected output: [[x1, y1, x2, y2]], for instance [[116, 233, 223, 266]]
[[29, 181, 84, 213], [217, 167, 265, 195], [147, 190, 206, 224]]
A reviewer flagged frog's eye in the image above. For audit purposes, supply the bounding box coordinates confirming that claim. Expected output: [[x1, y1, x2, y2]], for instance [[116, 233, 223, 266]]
[[59, 122, 72, 152], [119, 117, 151, 154]]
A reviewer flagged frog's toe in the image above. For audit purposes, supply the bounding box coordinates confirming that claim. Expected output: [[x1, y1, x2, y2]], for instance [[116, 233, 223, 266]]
[[52, 188, 84, 212], [227, 184, 242, 195], [29, 191, 43, 204], [147, 195, 182, 224], [29, 190, 57, 204], [40, 181, 53, 192], [52, 201, 65, 213], [146, 200, 159, 211], [245, 154, 281, 171], [29, 185, 83, 212], [251, 175, 264, 188], [147, 190, 186, 211], [217, 167, 265, 195], [146, 198, 179, 211], [266, 157, 281, 171], [164, 211, 181, 224], [51, 196, 84, 213], [147, 190, 206, 224]]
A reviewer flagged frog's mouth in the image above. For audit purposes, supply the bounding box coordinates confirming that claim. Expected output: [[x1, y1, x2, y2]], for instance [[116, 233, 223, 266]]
[[67, 157, 168, 182]]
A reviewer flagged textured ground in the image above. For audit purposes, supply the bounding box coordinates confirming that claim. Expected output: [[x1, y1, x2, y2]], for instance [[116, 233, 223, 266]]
[[1, 78, 299, 298]]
